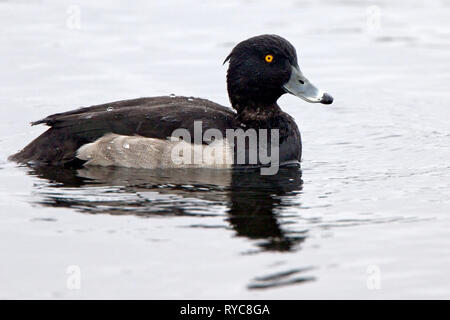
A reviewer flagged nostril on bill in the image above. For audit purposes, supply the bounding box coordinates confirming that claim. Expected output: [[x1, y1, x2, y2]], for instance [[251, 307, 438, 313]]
[[298, 79, 305, 85]]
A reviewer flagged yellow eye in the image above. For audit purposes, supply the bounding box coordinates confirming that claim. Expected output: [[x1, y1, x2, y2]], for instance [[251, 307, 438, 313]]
[[265, 54, 274, 63]]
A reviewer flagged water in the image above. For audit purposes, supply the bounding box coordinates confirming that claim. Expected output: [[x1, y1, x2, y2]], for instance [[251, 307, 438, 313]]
[[1, 0, 449, 299]]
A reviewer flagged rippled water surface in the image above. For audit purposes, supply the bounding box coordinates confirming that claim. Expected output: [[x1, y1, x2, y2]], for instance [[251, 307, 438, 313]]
[[1, 0, 449, 298]]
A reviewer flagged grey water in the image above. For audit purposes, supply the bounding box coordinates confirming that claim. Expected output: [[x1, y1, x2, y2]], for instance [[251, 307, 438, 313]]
[[0, 0, 449, 299]]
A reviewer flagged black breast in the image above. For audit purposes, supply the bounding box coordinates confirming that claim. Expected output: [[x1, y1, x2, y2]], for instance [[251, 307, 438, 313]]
[[231, 111, 301, 167]]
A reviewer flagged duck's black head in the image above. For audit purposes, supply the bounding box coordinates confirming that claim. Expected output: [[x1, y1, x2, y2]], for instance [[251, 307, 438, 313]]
[[224, 34, 333, 115]]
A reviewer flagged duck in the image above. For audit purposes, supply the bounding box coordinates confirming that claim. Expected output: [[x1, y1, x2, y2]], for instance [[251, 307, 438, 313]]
[[9, 34, 333, 174]]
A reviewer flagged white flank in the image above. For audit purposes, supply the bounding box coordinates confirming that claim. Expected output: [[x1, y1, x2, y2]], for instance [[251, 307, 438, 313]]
[[76, 134, 234, 169]]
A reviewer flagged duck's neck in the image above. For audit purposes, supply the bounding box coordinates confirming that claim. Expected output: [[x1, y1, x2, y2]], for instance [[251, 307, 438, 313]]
[[234, 103, 282, 126]]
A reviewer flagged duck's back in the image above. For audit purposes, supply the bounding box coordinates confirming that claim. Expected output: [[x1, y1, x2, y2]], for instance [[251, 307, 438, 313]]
[[10, 96, 240, 166]]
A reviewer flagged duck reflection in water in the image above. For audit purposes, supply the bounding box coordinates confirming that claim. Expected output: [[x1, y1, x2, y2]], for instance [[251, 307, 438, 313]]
[[28, 165, 305, 252]]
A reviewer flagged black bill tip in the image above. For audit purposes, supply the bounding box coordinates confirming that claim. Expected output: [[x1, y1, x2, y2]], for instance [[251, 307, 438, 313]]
[[321, 93, 333, 105]]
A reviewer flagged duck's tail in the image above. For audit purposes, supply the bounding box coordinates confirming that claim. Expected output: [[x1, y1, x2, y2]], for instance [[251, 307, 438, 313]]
[[8, 127, 85, 167]]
